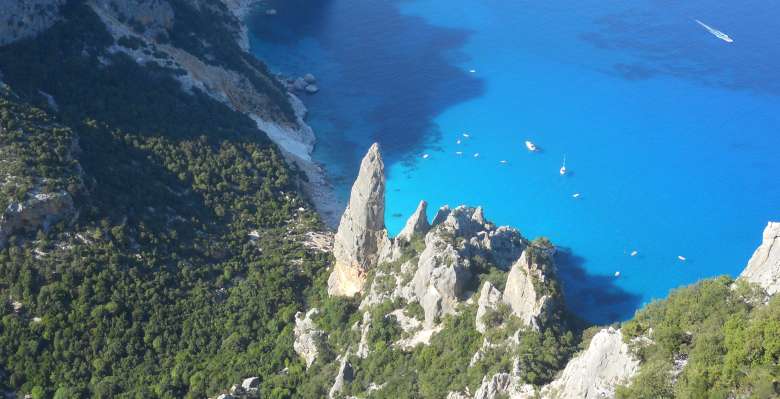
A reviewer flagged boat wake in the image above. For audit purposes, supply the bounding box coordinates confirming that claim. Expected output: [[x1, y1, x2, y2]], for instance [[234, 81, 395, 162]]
[[695, 19, 733, 43]]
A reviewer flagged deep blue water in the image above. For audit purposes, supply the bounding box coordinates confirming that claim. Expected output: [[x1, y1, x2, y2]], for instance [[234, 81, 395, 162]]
[[248, 0, 780, 323]]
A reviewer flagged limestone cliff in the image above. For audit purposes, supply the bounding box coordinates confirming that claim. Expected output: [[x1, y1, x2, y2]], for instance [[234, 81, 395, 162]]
[[502, 249, 556, 329], [739, 221, 780, 296], [328, 143, 389, 296]]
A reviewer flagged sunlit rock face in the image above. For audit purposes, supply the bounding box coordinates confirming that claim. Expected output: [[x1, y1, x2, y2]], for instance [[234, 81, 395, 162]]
[[739, 221, 780, 296], [328, 143, 389, 296]]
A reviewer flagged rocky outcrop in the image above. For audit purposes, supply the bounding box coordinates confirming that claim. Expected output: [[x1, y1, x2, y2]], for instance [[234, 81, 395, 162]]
[[541, 328, 639, 399], [475, 281, 502, 333], [396, 200, 430, 242], [413, 231, 471, 327], [293, 309, 323, 368], [450, 328, 639, 399], [474, 373, 513, 399], [0, 0, 66, 46], [502, 249, 555, 329], [328, 143, 389, 296], [0, 190, 74, 248], [329, 356, 354, 399], [739, 221, 780, 296]]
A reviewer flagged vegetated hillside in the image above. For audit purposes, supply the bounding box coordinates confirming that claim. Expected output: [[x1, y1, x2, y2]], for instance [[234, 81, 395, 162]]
[[617, 277, 780, 398], [0, 2, 331, 397], [1, 1, 778, 399]]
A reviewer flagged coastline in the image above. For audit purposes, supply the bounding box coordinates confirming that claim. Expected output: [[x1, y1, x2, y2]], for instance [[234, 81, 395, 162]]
[[231, 2, 343, 228], [250, 92, 343, 227]]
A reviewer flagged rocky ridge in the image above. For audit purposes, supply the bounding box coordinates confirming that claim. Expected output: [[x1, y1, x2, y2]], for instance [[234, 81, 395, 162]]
[[447, 327, 639, 399]]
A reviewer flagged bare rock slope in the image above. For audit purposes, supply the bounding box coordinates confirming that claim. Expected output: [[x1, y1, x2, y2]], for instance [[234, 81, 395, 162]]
[[739, 221, 780, 296]]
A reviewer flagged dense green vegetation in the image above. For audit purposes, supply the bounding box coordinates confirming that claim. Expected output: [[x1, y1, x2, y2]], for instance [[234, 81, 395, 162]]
[[0, 88, 81, 208], [618, 277, 780, 398], [0, 2, 329, 398], [2, 2, 778, 398]]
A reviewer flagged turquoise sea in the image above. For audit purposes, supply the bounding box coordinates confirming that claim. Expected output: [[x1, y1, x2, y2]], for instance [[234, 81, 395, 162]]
[[248, 0, 780, 323]]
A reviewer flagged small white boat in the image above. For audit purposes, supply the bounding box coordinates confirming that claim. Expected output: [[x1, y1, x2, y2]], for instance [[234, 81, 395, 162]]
[[469, 69, 477, 73], [559, 155, 567, 176], [473, 152, 480, 158], [572, 193, 581, 199], [463, 133, 471, 138], [695, 19, 733, 43], [678, 255, 687, 261], [499, 160, 508, 164], [422, 154, 430, 159], [456, 139, 462, 145], [630, 250, 638, 257], [525, 140, 538, 152], [455, 151, 463, 156], [614, 271, 621, 277]]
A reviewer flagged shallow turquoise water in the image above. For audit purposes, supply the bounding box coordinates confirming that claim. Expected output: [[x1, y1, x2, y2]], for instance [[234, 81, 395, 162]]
[[249, 0, 780, 323]]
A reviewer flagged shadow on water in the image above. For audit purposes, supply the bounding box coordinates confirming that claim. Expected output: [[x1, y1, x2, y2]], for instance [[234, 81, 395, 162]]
[[555, 247, 642, 325], [248, 0, 485, 178]]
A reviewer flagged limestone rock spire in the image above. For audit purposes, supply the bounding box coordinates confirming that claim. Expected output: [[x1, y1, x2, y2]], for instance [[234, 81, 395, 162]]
[[396, 200, 429, 242], [328, 143, 388, 296]]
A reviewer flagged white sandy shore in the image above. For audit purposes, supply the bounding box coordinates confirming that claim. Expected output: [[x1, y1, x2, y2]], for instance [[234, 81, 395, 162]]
[[230, 1, 344, 227]]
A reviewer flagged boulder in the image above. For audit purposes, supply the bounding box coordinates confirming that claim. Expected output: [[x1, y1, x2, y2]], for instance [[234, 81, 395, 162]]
[[293, 309, 323, 368], [541, 328, 639, 399], [303, 73, 317, 83], [739, 222, 780, 296], [304, 84, 319, 94], [328, 143, 389, 296]]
